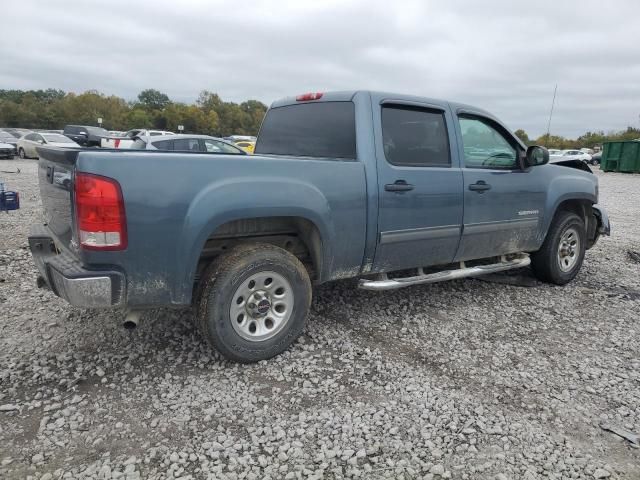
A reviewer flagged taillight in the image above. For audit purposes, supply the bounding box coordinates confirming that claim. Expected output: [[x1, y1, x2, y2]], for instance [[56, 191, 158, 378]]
[[296, 92, 323, 101], [74, 172, 127, 250]]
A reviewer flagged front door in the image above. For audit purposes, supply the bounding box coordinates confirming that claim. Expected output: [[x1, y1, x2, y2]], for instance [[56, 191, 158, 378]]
[[454, 113, 546, 261], [372, 101, 464, 272]]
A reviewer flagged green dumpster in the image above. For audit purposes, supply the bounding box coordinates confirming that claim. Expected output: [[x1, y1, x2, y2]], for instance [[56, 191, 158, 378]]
[[601, 140, 640, 173]]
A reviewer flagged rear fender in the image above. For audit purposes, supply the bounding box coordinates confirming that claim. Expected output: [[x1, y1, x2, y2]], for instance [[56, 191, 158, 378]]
[[173, 177, 335, 304]]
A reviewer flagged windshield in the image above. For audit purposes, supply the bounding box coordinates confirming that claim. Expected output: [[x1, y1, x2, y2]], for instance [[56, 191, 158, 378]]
[[43, 134, 75, 143]]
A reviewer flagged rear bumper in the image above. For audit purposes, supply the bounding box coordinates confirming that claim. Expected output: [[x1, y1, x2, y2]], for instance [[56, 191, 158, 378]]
[[28, 225, 125, 308]]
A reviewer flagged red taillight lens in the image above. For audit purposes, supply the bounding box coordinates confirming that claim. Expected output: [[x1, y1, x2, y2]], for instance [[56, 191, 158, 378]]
[[74, 173, 127, 250], [296, 92, 323, 101]]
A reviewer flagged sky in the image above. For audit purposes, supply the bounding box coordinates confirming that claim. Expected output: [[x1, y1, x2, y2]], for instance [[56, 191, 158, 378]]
[[2, 0, 640, 138]]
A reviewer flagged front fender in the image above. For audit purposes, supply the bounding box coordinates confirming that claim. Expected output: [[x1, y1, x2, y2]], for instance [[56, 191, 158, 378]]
[[539, 172, 598, 243], [173, 176, 335, 303]]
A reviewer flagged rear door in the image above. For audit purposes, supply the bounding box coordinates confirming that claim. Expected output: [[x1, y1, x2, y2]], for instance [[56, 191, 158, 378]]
[[27, 133, 43, 157], [454, 113, 546, 261], [372, 98, 464, 272]]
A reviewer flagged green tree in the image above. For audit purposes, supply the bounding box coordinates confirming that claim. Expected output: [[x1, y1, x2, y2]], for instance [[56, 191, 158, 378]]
[[514, 129, 530, 145], [137, 89, 170, 111]]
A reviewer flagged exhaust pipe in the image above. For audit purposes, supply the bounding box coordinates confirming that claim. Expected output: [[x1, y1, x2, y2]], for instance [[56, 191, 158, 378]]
[[123, 310, 141, 330]]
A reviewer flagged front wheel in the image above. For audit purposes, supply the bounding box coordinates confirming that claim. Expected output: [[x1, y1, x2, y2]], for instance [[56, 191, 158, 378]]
[[18, 148, 26, 159], [531, 211, 586, 285], [197, 243, 312, 363]]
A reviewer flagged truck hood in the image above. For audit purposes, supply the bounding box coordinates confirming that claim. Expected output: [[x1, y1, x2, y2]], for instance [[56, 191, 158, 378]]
[[550, 158, 592, 173]]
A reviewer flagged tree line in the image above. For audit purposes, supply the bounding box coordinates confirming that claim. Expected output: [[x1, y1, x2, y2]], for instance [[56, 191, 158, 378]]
[[1, 88, 638, 145], [0, 88, 268, 137], [514, 127, 640, 150]]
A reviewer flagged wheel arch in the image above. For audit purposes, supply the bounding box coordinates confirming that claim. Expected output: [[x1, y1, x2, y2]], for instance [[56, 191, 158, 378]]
[[181, 215, 328, 304], [540, 194, 595, 246]]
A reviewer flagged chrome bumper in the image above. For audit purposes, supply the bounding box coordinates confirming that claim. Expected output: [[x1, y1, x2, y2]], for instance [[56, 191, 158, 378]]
[[28, 225, 125, 308]]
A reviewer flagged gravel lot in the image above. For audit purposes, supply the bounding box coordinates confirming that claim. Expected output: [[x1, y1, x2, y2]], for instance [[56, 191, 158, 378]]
[[1, 158, 639, 480]]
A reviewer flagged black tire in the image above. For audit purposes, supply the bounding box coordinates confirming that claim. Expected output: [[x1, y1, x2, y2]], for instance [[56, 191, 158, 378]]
[[197, 243, 312, 363], [18, 148, 26, 159], [531, 211, 586, 285]]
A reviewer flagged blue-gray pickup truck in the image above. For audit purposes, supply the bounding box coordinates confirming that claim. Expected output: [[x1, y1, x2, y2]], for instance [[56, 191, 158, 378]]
[[29, 90, 610, 362]]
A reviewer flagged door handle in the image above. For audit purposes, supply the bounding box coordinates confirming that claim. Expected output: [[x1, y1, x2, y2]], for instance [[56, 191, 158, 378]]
[[469, 181, 491, 193], [385, 180, 414, 192]]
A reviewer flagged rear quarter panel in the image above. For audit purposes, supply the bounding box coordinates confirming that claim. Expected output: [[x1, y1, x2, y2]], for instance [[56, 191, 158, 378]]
[[75, 151, 367, 306]]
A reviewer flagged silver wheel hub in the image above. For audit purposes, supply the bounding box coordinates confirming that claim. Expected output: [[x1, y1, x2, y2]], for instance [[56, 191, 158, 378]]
[[230, 271, 293, 342], [557, 227, 580, 272]]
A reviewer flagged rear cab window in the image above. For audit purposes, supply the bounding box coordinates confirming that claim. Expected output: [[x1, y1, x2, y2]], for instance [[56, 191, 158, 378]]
[[255, 101, 356, 159]]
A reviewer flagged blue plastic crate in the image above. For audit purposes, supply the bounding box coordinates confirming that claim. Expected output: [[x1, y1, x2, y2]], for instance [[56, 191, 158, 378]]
[[0, 190, 19, 211]]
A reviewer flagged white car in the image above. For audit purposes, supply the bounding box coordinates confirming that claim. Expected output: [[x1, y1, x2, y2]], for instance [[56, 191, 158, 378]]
[[552, 149, 593, 164], [130, 134, 246, 154], [17, 132, 80, 159], [548, 149, 562, 157], [101, 129, 175, 149]]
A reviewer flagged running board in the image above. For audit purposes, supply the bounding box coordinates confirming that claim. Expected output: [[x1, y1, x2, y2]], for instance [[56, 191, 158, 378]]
[[358, 254, 531, 291]]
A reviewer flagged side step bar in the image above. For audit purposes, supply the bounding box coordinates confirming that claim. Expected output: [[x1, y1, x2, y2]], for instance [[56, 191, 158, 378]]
[[358, 254, 531, 291]]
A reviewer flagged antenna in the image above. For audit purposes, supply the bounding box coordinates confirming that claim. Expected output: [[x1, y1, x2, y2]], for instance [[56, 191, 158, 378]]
[[545, 84, 558, 146]]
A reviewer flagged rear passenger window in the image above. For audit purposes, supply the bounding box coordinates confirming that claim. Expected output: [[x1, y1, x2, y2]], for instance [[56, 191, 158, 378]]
[[152, 139, 173, 150], [255, 102, 356, 159], [173, 138, 201, 152], [381, 106, 450, 167]]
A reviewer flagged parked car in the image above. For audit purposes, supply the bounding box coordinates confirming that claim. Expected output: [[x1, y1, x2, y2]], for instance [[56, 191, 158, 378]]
[[556, 149, 593, 164], [590, 151, 602, 165], [29, 90, 609, 363], [2, 128, 32, 138], [0, 141, 16, 159], [17, 132, 80, 159], [234, 140, 256, 154], [131, 134, 245, 154], [101, 129, 175, 149], [547, 149, 562, 157], [0, 131, 19, 151], [63, 125, 108, 147]]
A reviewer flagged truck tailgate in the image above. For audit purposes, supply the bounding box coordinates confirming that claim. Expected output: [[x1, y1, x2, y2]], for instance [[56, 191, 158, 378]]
[[36, 146, 79, 251]]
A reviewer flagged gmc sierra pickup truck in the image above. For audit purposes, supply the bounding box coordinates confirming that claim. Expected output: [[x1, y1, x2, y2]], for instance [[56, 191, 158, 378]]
[[30, 90, 610, 363]]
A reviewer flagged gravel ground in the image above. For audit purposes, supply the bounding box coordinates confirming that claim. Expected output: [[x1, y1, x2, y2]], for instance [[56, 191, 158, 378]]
[[1, 158, 639, 480]]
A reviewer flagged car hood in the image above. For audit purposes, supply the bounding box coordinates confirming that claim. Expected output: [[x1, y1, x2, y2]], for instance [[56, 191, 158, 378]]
[[0, 142, 15, 148]]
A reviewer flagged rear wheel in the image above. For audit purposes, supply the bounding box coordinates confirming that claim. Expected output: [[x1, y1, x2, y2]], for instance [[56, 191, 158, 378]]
[[531, 211, 586, 285], [197, 243, 312, 363], [18, 148, 26, 159]]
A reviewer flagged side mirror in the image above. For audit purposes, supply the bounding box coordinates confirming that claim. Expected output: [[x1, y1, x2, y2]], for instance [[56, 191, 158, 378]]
[[525, 145, 549, 167]]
